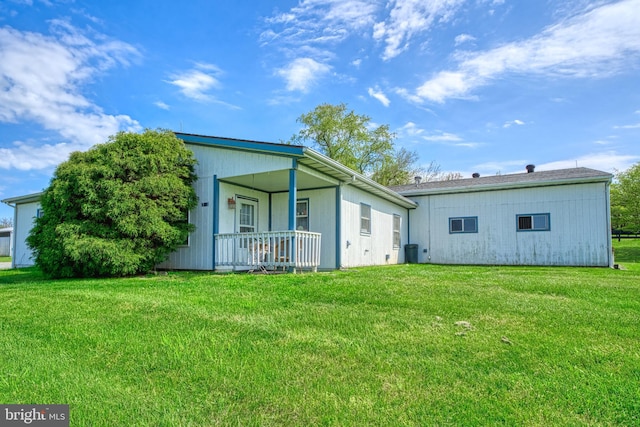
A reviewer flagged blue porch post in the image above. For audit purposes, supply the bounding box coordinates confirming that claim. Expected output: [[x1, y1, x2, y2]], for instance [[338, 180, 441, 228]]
[[289, 160, 297, 271], [212, 175, 219, 271]]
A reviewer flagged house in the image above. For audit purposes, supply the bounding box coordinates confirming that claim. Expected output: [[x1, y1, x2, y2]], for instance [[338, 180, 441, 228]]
[[1, 193, 43, 268], [390, 166, 613, 267], [1, 134, 416, 272], [0, 227, 13, 257], [1, 134, 614, 271]]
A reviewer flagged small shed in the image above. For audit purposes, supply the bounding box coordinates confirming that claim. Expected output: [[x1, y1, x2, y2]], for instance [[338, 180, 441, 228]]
[[0, 227, 13, 257]]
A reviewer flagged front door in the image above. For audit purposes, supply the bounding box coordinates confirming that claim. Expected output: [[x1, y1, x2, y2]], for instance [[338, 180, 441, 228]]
[[236, 197, 258, 233]]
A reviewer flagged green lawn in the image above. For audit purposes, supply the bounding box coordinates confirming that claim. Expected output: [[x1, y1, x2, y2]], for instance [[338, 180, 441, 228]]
[[1, 243, 639, 426]]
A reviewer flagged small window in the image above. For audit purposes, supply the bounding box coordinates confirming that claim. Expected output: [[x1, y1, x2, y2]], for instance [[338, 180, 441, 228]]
[[36, 208, 44, 218], [360, 203, 371, 235], [449, 216, 478, 234], [296, 199, 309, 231], [517, 213, 550, 231], [393, 214, 401, 248], [178, 209, 191, 246]]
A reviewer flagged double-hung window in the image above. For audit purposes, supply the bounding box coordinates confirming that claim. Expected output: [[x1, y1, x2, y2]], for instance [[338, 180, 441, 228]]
[[392, 214, 401, 248], [449, 216, 478, 234], [360, 203, 371, 235], [296, 199, 309, 231], [517, 213, 550, 231]]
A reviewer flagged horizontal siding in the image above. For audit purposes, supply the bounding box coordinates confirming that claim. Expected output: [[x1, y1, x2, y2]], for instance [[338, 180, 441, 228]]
[[13, 201, 39, 267], [189, 145, 292, 178]]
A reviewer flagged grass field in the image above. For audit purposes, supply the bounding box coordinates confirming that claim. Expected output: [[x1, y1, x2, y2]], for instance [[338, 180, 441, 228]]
[[1, 240, 639, 426]]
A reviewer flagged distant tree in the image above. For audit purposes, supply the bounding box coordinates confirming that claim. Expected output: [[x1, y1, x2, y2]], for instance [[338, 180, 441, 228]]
[[611, 162, 640, 232], [289, 103, 421, 185], [0, 217, 12, 228], [27, 129, 198, 278]]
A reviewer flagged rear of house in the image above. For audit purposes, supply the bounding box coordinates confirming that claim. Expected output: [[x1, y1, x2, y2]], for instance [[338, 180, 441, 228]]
[[392, 167, 613, 267]]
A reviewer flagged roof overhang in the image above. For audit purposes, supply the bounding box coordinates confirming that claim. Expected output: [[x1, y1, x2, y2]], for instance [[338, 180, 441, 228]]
[[1, 192, 44, 206]]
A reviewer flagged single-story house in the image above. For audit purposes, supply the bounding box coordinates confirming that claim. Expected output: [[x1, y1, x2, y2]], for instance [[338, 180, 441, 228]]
[[391, 166, 613, 267], [1, 134, 614, 271], [0, 227, 13, 257]]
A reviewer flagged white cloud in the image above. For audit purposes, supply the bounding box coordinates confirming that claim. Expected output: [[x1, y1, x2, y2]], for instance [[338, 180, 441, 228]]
[[614, 122, 640, 129], [538, 151, 640, 173], [454, 33, 476, 46], [167, 63, 223, 101], [422, 131, 463, 142], [276, 58, 331, 92], [503, 119, 525, 128], [0, 21, 141, 170], [414, 0, 640, 103], [154, 101, 170, 110], [398, 122, 424, 137], [373, 0, 465, 60], [368, 87, 390, 106]]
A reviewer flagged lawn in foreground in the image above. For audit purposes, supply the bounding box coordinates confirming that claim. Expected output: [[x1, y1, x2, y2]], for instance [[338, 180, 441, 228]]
[[1, 261, 639, 425]]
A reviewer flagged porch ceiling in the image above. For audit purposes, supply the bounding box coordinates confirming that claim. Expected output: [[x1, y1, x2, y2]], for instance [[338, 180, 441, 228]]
[[220, 169, 335, 193]]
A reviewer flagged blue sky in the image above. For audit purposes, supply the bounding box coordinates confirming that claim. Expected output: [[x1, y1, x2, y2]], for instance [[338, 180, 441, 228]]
[[1, 0, 640, 219]]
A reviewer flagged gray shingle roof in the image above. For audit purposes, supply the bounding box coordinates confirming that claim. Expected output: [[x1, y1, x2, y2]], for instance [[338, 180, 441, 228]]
[[390, 167, 612, 196]]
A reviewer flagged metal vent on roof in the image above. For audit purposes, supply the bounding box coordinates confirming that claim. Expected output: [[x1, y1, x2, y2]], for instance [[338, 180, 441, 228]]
[[526, 164, 535, 173], [472, 173, 480, 178]]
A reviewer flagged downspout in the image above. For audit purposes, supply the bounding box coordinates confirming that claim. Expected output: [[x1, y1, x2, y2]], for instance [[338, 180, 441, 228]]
[[605, 181, 613, 267], [335, 185, 342, 269], [212, 175, 219, 271]]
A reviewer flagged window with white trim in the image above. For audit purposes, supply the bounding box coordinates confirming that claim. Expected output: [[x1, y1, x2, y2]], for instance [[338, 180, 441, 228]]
[[296, 199, 309, 231], [360, 203, 371, 235], [392, 214, 401, 248], [449, 216, 478, 234], [517, 213, 550, 231]]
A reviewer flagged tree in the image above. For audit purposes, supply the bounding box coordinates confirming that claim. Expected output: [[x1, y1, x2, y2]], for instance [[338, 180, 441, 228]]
[[289, 103, 420, 185], [0, 217, 12, 228], [611, 162, 640, 232], [27, 129, 198, 278]]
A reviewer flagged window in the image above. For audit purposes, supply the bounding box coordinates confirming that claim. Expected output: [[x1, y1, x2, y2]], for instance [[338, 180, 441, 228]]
[[238, 201, 256, 233], [36, 208, 44, 218], [449, 216, 478, 234], [393, 214, 401, 248], [296, 199, 309, 231], [517, 213, 550, 231], [178, 209, 191, 246], [360, 203, 371, 234]]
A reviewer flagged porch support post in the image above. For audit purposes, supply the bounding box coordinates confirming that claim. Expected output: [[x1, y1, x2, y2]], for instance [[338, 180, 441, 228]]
[[289, 159, 298, 272], [335, 185, 341, 269], [212, 174, 219, 271]]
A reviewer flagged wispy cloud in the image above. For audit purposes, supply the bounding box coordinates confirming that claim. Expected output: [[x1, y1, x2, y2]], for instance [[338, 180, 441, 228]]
[[373, 0, 465, 60], [454, 33, 476, 46], [368, 86, 390, 106], [167, 63, 223, 102], [614, 122, 640, 129], [0, 21, 141, 170], [539, 151, 640, 173], [414, 0, 640, 103], [422, 131, 463, 142], [276, 58, 331, 93], [154, 101, 170, 110], [503, 119, 525, 128]]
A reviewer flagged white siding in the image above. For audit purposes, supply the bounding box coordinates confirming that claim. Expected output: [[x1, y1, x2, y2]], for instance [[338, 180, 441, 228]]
[[189, 145, 292, 178], [271, 187, 337, 270], [12, 201, 40, 268], [409, 182, 611, 266], [340, 185, 409, 268]]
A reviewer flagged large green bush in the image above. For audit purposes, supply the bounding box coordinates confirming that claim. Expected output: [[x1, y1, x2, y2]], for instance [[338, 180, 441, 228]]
[[27, 129, 198, 278]]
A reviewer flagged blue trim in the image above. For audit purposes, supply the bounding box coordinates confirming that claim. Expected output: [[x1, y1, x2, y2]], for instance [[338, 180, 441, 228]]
[[288, 161, 297, 231], [516, 213, 550, 232], [212, 175, 219, 270], [335, 185, 341, 269], [449, 216, 478, 234], [176, 132, 305, 156], [268, 193, 272, 231]]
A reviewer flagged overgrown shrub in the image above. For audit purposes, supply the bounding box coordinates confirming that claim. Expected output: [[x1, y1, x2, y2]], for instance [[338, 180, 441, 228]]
[[27, 129, 198, 278]]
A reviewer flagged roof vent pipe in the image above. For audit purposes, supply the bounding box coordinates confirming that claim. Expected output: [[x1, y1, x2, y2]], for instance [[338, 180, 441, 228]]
[[526, 164, 535, 173], [414, 176, 422, 185], [472, 173, 480, 178]]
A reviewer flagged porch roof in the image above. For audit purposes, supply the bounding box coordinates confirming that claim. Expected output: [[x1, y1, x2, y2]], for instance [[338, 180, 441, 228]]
[[1, 192, 44, 205], [176, 132, 417, 209]]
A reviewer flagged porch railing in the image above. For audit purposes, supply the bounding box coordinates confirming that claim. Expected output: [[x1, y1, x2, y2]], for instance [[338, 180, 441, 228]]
[[215, 231, 321, 272]]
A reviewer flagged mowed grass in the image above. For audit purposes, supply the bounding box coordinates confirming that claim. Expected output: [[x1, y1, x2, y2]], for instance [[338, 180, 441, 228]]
[[1, 244, 639, 426]]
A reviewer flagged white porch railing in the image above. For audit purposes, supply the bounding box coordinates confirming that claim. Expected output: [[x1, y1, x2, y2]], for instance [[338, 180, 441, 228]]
[[215, 231, 321, 272]]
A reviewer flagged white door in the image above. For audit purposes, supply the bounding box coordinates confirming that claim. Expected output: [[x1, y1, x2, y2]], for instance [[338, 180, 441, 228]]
[[236, 198, 258, 233]]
